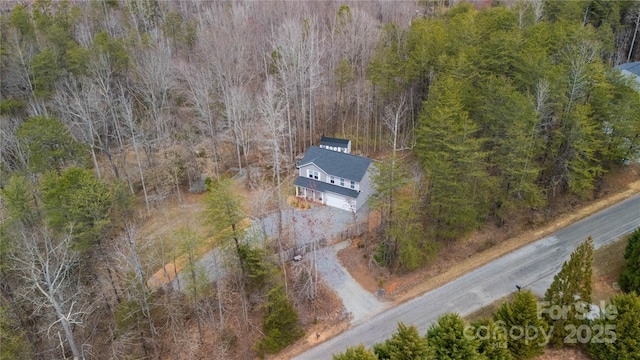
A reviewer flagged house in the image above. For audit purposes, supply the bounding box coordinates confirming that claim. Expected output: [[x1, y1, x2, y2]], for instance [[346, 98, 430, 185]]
[[319, 135, 351, 154], [616, 62, 640, 90], [294, 145, 373, 212]]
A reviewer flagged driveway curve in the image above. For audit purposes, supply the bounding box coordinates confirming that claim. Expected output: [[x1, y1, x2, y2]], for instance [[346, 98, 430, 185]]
[[316, 240, 389, 324]]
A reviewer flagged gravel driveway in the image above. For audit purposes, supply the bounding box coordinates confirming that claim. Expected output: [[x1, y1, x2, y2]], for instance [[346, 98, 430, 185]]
[[316, 240, 389, 323], [175, 235, 389, 325], [254, 204, 388, 323], [173, 247, 227, 292], [254, 204, 370, 247], [174, 202, 384, 322]]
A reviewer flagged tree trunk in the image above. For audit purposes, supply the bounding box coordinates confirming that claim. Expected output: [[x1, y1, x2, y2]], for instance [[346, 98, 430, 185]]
[[132, 130, 151, 215], [629, 7, 640, 62], [49, 296, 83, 360]]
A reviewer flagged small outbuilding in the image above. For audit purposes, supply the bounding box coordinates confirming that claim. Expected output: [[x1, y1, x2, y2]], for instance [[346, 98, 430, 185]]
[[319, 135, 351, 154]]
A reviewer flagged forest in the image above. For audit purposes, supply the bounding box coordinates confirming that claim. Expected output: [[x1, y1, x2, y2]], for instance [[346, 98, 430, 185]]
[[2, 0, 640, 359]]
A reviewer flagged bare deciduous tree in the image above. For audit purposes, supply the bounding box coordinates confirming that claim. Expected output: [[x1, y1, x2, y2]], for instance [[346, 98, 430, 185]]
[[272, 16, 323, 155], [627, 2, 640, 62], [196, 4, 258, 175], [10, 229, 87, 360], [291, 244, 318, 304], [85, 49, 128, 180], [117, 85, 151, 215], [131, 36, 176, 150], [220, 85, 256, 176], [257, 77, 298, 289], [0, 116, 29, 175], [1, 24, 47, 117], [383, 94, 410, 157], [53, 76, 104, 178], [112, 223, 160, 359], [564, 40, 599, 114], [180, 62, 221, 177], [258, 77, 287, 232]]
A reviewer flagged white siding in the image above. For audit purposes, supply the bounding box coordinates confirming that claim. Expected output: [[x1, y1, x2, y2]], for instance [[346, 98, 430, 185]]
[[298, 163, 326, 182], [356, 166, 373, 210]]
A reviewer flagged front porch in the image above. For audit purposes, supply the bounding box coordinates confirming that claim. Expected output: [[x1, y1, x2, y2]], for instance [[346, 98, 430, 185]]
[[295, 186, 324, 204]]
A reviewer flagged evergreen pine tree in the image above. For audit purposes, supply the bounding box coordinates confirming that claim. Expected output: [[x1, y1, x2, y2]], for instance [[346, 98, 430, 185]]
[[543, 237, 593, 347], [333, 344, 378, 360], [619, 228, 640, 294], [370, 157, 409, 268], [587, 292, 640, 360], [373, 322, 433, 360], [426, 313, 485, 360], [471, 318, 512, 360], [258, 283, 304, 354], [415, 76, 492, 240], [0, 305, 32, 360], [40, 167, 116, 251], [494, 290, 549, 359], [204, 177, 246, 273], [16, 116, 86, 174]]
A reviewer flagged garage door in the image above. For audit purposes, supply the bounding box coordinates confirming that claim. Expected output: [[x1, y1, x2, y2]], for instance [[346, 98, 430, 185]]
[[325, 192, 354, 211]]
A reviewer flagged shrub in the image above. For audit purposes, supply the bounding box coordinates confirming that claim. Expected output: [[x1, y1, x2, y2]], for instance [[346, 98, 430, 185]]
[[256, 283, 304, 355], [619, 228, 640, 294]]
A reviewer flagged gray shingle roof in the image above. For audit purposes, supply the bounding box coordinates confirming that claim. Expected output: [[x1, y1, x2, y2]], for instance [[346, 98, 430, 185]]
[[320, 135, 350, 148], [294, 177, 359, 198], [616, 62, 640, 88], [617, 62, 640, 76], [298, 146, 371, 181]]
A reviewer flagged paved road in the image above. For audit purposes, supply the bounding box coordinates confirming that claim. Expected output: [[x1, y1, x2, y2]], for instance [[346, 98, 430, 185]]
[[295, 193, 640, 359]]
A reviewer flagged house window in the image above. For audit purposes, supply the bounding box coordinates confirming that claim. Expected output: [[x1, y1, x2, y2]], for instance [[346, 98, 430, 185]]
[[340, 178, 344, 187], [307, 170, 319, 179], [350, 181, 355, 189], [330, 175, 335, 184]]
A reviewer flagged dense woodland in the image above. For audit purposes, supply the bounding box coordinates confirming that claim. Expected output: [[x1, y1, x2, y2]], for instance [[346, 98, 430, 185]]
[[2, 0, 640, 359]]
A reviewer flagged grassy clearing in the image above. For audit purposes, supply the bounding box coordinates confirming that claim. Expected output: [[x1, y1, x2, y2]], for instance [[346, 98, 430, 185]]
[[137, 192, 208, 271], [140, 177, 254, 288]]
